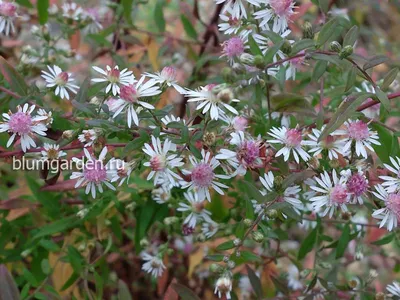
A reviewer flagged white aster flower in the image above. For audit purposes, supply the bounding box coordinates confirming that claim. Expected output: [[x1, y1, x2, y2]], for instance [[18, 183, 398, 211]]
[[216, 0, 261, 18], [267, 126, 310, 163], [0, 104, 49, 152], [91, 65, 135, 96], [78, 129, 99, 147], [332, 119, 380, 159], [177, 191, 212, 228], [309, 170, 350, 218], [152, 185, 172, 204], [111, 77, 161, 127], [109, 158, 133, 186], [0, 1, 17, 36], [214, 275, 233, 299], [303, 126, 344, 160], [252, 31, 290, 56], [287, 264, 303, 291], [37, 108, 53, 125], [41, 65, 79, 100], [218, 9, 244, 35], [202, 220, 219, 238], [371, 184, 400, 231], [379, 156, 400, 193], [186, 84, 239, 120], [182, 149, 230, 202], [387, 281, 400, 297], [144, 66, 186, 94], [253, 0, 296, 33], [141, 252, 166, 278], [70, 147, 116, 198], [62, 2, 83, 20], [142, 136, 184, 186], [41, 143, 66, 160], [82, 8, 103, 34]]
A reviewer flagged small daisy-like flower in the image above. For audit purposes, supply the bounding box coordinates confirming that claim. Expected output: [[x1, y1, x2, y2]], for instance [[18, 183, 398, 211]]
[[41, 65, 79, 100], [252, 32, 290, 56], [41, 143, 66, 160], [186, 84, 239, 120], [216, 0, 260, 18], [267, 126, 310, 163], [253, 0, 296, 33], [70, 147, 116, 198], [92, 65, 135, 96], [341, 168, 369, 204], [112, 77, 161, 127], [202, 220, 219, 238], [62, 2, 83, 20], [287, 265, 303, 291], [177, 191, 212, 228], [82, 8, 103, 34], [142, 136, 184, 186], [303, 126, 344, 160], [221, 36, 245, 65], [379, 156, 400, 193], [0, 104, 49, 152], [78, 129, 99, 147], [0, 1, 17, 36], [109, 158, 133, 186], [214, 274, 233, 299], [285, 54, 306, 80], [182, 149, 230, 202], [218, 9, 243, 35], [332, 119, 380, 159], [216, 131, 262, 176], [371, 184, 400, 231], [309, 170, 350, 218], [152, 185, 172, 204], [141, 252, 166, 278], [387, 281, 400, 297], [37, 109, 53, 125], [144, 66, 186, 94]]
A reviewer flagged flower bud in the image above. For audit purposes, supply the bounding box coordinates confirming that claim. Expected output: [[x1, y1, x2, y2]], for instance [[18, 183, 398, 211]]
[[212, 83, 228, 94], [77, 208, 89, 219], [203, 132, 216, 146], [252, 231, 264, 243], [300, 269, 311, 278], [227, 260, 236, 269], [375, 292, 385, 300], [217, 88, 234, 103], [274, 176, 284, 188], [239, 53, 255, 66], [126, 202, 136, 212], [339, 45, 354, 59], [329, 41, 342, 53], [210, 263, 224, 273], [254, 55, 266, 69], [196, 233, 206, 242], [164, 216, 179, 225], [235, 250, 241, 257], [302, 21, 314, 39], [233, 238, 241, 246], [243, 218, 253, 227], [62, 130, 75, 139], [266, 209, 278, 219], [139, 238, 149, 248], [223, 256, 230, 262], [281, 40, 292, 55]]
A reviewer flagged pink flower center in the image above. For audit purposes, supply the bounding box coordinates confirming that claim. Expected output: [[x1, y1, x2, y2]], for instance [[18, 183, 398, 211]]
[[233, 116, 248, 131], [347, 121, 369, 140], [120, 84, 138, 102], [150, 155, 166, 171], [192, 201, 205, 213], [387, 193, 400, 220], [0, 2, 16, 17], [8, 112, 32, 135], [346, 173, 368, 197], [270, 0, 293, 16], [55, 72, 69, 86], [330, 185, 348, 205], [191, 163, 215, 188], [237, 141, 259, 166], [161, 66, 177, 82], [222, 36, 245, 58], [228, 17, 240, 27], [107, 68, 120, 83], [84, 160, 107, 183], [322, 135, 335, 148], [205, 83, 217, 92], [285, 129, 302, 148]]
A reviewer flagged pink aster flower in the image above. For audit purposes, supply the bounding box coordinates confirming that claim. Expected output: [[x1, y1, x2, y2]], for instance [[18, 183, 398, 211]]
[[341, 168, 369, 204], [70, 147, 116, 198], [216, 0, 261, 18], [372, 184, 400, 231], [221, 36, 245, 65], [379, 156, 400, 193], [182, 149, 230, 202], [253, 0, 296, 33], [0, 104, 49, 152], [0, 1, 17, 36], [177, 191, 212, 228]]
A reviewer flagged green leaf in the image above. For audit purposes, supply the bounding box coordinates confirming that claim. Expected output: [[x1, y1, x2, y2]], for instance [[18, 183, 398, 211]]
[[336, 223, 350, 258], [375, 87, 390, 111], [75, 77, 91, 103], [382, 68, 399, 92], [318, 92, 373, 141], [41, 259, 51, 275], [344, 67, 356, 92], [312, 60, 328, 81], [181, 14, 198, 40], [37, 0, 49, 25], [154, 0, 166, 32], [363, 55, 389, 71], [240, 251, 262, 262], [246, 265, 263, 298], [311, 53, 341, 66], [372, 233, 395, 245], [298, 227, 318, 260], [0, 56, 28, 96], [121, 0, 133, 25], [271, 276, 289, 295], [67, 246, 84, 274], [171, 283, 201, 300], [60, 272, 79, 291], [247, 35, 263, 57], [343, 25, 359, 47], [318, 0, 329, 13], [371, 123, 392, 163], [32, 216, 80, 240], [205, 254, 224, 262], [290, 39, 315, 55], [282, 170, 315, 188], [264, 40, 285, 64], [216, 240, 235, 251], [0, 265, 21, 300], [118, 280, 133, 300], [317, 17, 339, 46], [15, 0, 33, 8]]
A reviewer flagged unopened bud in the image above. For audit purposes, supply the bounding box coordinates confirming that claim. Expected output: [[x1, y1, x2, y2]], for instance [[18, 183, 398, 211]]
[[223, 256, 230, 262], [203, 132, 216, 146], [281, 40, 292, 55], [233, 238, 241, 246], [126, 202, 136, 212], [210, 263, 224, 273], [329, 41, 342, 53], [339, 45, 353, 59], [341, 211, 352, 221], [253, 55, 265, 69], [217, 88, 234, 103], [164, 216, 179, 225], [239, 53, 255, 66], [375, 292, 385, 300], [319, 262, 331, 269], [266, 209, 278, 219], [302, 22, 314, 39], [274, 176, 284, 188], [139, 238, 149, 248], [77, 208, 89, 219], [196, 233, 206, 242], [62, 130, 74, 139], [243, 218, 253, 227], [252, 231, 264, 243], [227, 260, 236, 269]]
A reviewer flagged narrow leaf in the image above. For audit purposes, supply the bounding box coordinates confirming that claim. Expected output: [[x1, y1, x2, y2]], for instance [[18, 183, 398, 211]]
[[246, 265, 263, 298], [37, 0, 49, 25], [181, 14, 198, 40], [343, 25, 359, 47], [382, 68, 399, 91], [298, 228, 318, 260], [171, 283, 201, 300], [363, 55, 389, 71], [154, 0, 166, 32], [0, 265, 21, 300], [375, 88, 390, 111], [336, 223, 351, 258]]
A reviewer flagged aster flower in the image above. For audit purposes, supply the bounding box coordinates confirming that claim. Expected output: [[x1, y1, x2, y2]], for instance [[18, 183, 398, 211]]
[[221, 36, 245, 65], [82, 8, 103, 34], [41, 143, 67, 160], [186, 84, 239, 120], [267, 126, 310, 163], [62, 2, 83, 20], [0, 1, 17, 36], [141, 252, 166, 278], [111, 77, 161, 127], [0, 104, 49, 152], [151, 185, 172, 204], [285, 54, 306, 80], [216, 131, 262, 176], [70, 147, 116, 198], [78, 129, 99, 147], [341, 168, 369, 204], [109, 159, 133, 186], [371, 184, 400, 231], [144, 66, 186, 94], [303, 126, 344, 160], [37, 109, 53, 125], [387, 281, 400, 297], [91, 65, 135, 96], [218, 9, 244, 35], [216, 0, 260, 18], [142, 136, 184, 186], [182, 149, 230, 202], [253, 0, 296, 33], [287, 265, 303, 291], [379, 156, 400, 193], [252, 31, 290, 56], [177, 191, 212, 228], [41, 65, 79, 100], [332, 119, 380, 159], [309, 170, 350, 218], [202, 220, 219, 238], [214, 274, 233, 299]]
